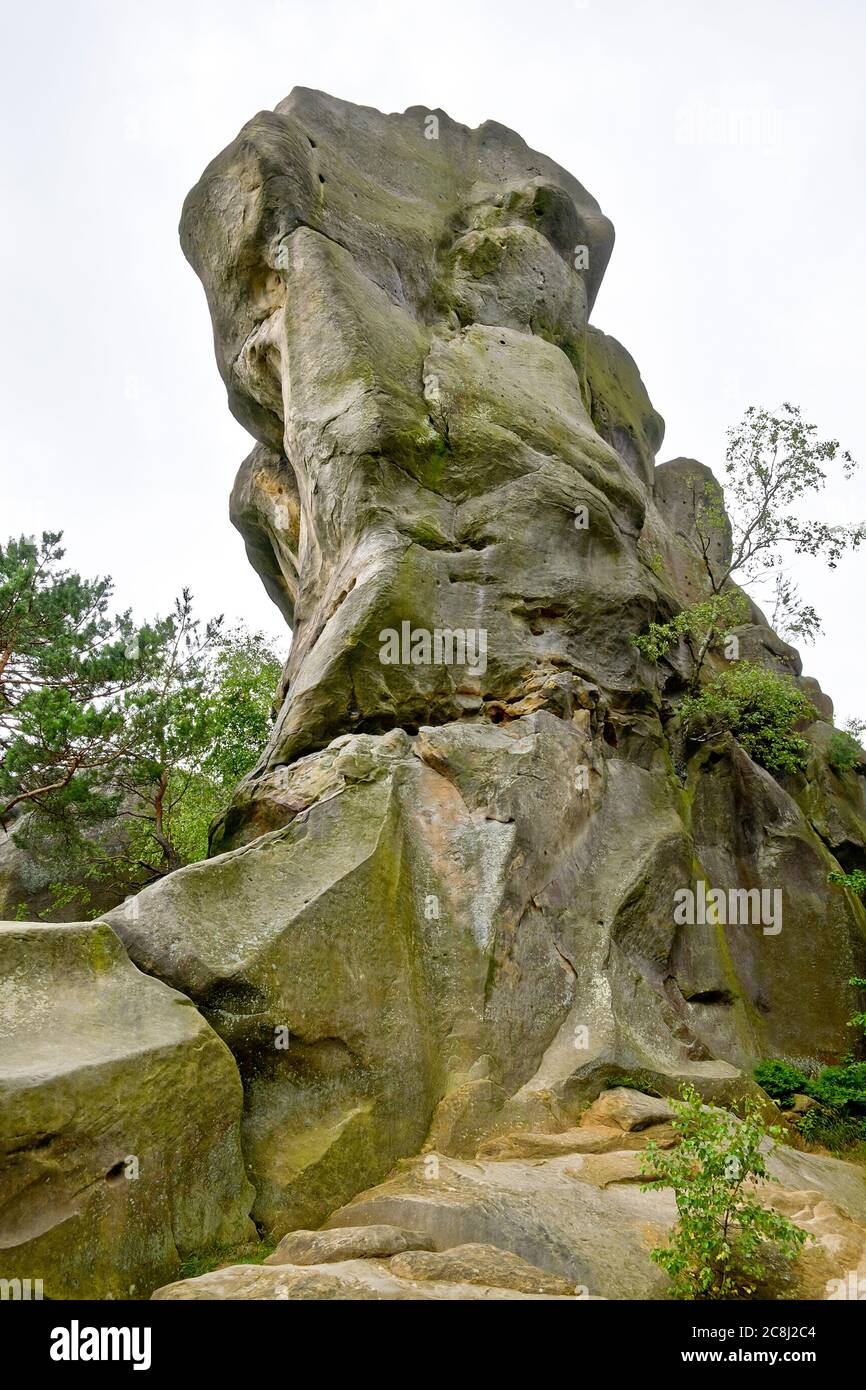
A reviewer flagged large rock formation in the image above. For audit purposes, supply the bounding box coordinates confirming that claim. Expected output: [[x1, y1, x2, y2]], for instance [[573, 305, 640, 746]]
[[152, 1089, 866, 1301], [0, 921, 254, 1297], [3, 90, 865, 1300], [106, 88, 865, 1239]]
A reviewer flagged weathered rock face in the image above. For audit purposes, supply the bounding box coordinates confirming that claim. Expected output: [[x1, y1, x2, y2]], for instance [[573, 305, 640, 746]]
[[0, 921, 255, 1298], [181, 87, 654, 777], [152, 1089, 866, 1301], [103, 89, 866, 1246]]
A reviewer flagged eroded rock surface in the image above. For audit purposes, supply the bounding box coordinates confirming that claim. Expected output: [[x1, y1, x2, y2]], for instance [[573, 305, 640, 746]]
[[153, 1257, 578, 1301], [151, 1087, 866, 1301], [102, 89, 866, 1249], [8, 90, 865, 1303], [180, 86, 648, 777], [0, 921, 254, 1298], [264, 1223, 434, 1266]]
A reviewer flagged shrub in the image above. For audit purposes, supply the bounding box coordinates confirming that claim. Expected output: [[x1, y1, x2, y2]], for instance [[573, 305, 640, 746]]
[[633, 591, 748, 683], [827, 730, 863, 773], [680, 662, 816, 774], [807, 1061, 866, 1113], [797, 1107, 865, 1153], [753, 1060, 809, 1107], [640, 1085, 807, 1299], [755, 1035, 866, 1155]]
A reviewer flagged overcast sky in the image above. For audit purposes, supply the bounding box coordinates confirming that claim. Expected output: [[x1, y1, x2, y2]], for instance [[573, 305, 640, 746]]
[[2, 0, 864, 719]]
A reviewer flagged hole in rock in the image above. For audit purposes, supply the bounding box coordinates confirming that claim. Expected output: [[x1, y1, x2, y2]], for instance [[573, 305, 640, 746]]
[[685, 988, 735, 1007], [832, 840, 866, 877]]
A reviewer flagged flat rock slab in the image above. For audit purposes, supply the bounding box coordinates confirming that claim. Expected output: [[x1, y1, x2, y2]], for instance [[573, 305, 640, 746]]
[[153, 1258, 578, 1301], [388, 1242, 577, 1295], [265, 1223, 434, 1265], [478, 1121, 676, 1159], [765, 1145, 866, 1226], [326, 1152, 675, 1299], [580, 1087, 675, 1132]]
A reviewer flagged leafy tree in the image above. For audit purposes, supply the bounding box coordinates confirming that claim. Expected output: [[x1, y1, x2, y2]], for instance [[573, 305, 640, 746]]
[[120, 628, 282, 871], [691, 403, 863, 641], [635, 404, 862, 689], [640, 1085, 808, 1299], [679, 662, 816, 774], [1, 532, 282, 912], [0, 532, 172, 827]]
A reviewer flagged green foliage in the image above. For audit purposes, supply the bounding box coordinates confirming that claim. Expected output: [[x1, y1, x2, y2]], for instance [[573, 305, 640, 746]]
[[176, 1238, 275, 1282], [1, 531, 282, 903], [806, 1062, 866, 1112], [846, 975, 866, 1039], [640, 1085, 807, 1299], [633, 591, 748, 681], [827, 729, 864, 773], [604, 1073, 662, 1097], [723, 404, 861, 574], [140, 628, 282, 866], [794, 1067, 866, 1154], [753, 1060, 808, 1108], [828, 868, 866, 897], [634, 405, 863, 689], [754, 991, 866, 1155], [769, 572, 821, 646], [796, 1107, 865, 1153], [691, 404, 864, 639], [679, 662, 816, 774], [0, 532, 174, 829]]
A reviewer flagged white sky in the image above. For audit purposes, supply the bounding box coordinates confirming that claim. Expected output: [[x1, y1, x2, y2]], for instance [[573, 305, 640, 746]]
[[1, 0, 864, 720]]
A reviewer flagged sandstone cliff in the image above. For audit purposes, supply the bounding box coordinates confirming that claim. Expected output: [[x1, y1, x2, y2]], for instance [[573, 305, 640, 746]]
[[3, 90, 865, 1301]]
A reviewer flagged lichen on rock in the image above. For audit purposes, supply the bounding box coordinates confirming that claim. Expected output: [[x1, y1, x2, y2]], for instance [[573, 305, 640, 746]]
[[4, 88, 865, 1303], [136, 88, 866, 1246]]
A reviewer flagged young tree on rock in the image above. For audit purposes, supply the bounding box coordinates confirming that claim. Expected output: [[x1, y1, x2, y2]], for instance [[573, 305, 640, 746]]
[[635, 403, 864, 682], [691, 402, 863, 642]]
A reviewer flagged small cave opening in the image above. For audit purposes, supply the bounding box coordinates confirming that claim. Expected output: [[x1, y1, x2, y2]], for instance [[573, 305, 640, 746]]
[[685, 988, 735, 1007]]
